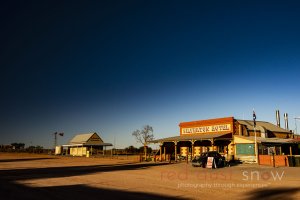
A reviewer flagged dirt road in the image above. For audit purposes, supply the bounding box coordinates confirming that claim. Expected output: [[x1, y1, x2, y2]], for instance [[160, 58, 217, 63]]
[[0, 153, 299, 200]]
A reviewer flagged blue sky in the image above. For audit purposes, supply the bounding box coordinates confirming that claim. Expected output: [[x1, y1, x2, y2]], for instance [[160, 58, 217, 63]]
[[1, 1, 300, 149]]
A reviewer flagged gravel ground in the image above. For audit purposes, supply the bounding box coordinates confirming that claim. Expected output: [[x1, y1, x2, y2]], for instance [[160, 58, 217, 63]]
[[0, 153, 299, 200]]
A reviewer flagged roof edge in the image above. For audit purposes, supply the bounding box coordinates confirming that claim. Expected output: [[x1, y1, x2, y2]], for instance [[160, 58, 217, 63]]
[[179, 117, 234, 127]]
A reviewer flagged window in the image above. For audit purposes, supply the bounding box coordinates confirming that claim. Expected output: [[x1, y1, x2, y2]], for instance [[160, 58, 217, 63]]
[[236, 144, 255, 155], [218, 146, 225, 153]]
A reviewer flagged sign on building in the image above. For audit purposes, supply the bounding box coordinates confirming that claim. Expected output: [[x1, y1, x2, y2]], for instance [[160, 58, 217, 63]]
[[181, 124, 231, 135]]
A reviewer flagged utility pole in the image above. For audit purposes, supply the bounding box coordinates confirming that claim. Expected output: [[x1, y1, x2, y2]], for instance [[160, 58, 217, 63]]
[[53, 132, 64, 149], [253, 110, 258, 163], [54, 132, 58, 149], [113, 135, 116, 155], [295, 117, 300, 137]]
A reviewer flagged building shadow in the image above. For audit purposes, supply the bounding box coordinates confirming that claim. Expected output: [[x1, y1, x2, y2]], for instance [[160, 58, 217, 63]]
[[0, 162, 170, 180], [0, 181, 191, 200], [227, 159, 243, 167], [0, 162, 190, 200], [244, 187, 300, 200], [0, 158, 56, 163]]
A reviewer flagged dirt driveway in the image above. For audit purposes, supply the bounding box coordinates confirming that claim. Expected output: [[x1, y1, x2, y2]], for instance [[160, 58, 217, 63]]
[[0, 153, 299, 200]]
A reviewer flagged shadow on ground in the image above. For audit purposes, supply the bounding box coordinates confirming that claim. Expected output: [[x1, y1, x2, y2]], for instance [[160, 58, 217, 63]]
[[0, 158, 56, 163], [0, 162, 190, 200], [0, 181, 190, 200], [227, 160, 243, 167], [0, 162, 170, 180], [244, 187, 300, 200]]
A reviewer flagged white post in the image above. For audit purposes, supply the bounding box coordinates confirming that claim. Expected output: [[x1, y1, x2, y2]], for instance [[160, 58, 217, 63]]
[[295, 118, 298, 135], [174, 141, 177, 162], [253, 109, 258, 164], [254, 127, 258, 163]]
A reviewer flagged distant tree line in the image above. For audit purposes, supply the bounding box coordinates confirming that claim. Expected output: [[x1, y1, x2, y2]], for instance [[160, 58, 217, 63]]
[[124, 145, 153, 154], [11, 143, 25, 149], [0, 143, 46, 153]]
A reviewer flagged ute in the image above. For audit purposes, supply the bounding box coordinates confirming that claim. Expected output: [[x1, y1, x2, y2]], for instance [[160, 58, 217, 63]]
[[191, 151, 226, 168]]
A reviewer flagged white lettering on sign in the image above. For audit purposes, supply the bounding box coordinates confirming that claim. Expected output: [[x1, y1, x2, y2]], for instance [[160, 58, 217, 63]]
[[181, 124, 231, 134], [206, 157, 214, 169]]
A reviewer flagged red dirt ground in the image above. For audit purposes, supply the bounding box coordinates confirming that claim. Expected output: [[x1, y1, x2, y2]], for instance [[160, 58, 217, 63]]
[[0, 153, 299, 200]]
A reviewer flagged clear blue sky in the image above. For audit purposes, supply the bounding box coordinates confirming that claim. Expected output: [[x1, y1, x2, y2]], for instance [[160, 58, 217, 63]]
[[1, 1, 300, 149]]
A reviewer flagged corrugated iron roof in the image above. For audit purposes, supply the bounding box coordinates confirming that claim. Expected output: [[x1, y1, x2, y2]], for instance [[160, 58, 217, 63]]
[[237, 120, 290, 133], [69, 132, 98, 144], [67, 132, 113, 146]]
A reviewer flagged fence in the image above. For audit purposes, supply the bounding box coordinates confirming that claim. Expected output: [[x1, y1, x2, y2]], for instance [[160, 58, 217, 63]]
[[93, 154, 142, 162], [259, 155, 289, 167]]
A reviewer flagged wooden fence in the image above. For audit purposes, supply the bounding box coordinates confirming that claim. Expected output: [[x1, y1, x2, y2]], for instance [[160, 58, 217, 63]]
[[259, 155, 289, 167]]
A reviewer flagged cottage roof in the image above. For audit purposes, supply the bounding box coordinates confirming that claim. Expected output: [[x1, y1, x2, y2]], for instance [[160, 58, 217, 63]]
[[69, 132, 106, 145]]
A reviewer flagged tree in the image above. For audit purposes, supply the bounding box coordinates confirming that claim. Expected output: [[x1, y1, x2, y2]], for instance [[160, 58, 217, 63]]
[[11, 143, 25, 150], [125, 145, 139, 154], [132, 125, 154, 160], [139, 146, 152, 154], [35, 145, 44, 153], [26, 145, 43, 153], [26, 146, 36, 153]]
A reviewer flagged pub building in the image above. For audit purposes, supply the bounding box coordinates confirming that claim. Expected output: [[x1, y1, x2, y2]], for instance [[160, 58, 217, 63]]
[[152, 117, 299, 163]]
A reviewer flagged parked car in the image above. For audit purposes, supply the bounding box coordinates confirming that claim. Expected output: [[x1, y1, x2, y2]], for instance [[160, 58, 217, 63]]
[[192, 151, 226, 168]]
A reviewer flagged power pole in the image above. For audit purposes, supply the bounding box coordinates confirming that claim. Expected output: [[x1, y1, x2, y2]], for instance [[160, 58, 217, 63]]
[[53, 132, 64, 149], [54, 132, 58, 149]]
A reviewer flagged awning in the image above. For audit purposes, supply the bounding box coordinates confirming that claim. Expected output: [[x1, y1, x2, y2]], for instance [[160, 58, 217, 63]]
[[235, 136, 296, 144], [62, 143, 113, 147], [86, 143, 113, 146], [151, 133, 232, 143], [62, 144, 83, 147]]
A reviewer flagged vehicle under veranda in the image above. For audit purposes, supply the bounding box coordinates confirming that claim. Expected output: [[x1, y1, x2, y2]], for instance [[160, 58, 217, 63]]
[[192, 151, 227, 168]]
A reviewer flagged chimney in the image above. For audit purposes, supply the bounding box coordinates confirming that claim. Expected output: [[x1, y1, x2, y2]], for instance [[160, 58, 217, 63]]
[[284, 113, 289, 130], [276, 110, 280, 127]]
